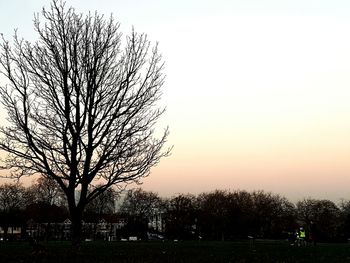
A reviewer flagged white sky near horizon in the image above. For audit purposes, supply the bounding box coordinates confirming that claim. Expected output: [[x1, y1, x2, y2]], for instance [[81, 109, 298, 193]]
[[1, 0, 350, 202]]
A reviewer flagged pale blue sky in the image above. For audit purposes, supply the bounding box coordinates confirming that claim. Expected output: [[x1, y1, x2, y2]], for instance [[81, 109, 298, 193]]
[[2, 1, 350, 202]]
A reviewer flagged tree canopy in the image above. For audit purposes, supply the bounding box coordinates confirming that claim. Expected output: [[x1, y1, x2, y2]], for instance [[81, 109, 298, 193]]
[[0, 0, 169, 246]]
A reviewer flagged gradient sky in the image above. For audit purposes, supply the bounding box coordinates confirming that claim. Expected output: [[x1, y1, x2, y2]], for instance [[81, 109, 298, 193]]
[[1, 0, 350, 202]]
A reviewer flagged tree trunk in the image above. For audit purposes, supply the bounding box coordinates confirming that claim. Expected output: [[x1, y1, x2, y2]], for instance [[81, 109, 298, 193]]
[[70, 208, 83, 250]]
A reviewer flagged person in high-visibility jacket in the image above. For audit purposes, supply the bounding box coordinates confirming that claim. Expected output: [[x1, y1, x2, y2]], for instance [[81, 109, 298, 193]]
[[297, 227, 306, 246]]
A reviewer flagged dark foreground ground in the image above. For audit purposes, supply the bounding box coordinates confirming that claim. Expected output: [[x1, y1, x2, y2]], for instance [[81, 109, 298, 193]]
[[1, 240, 350, 263]]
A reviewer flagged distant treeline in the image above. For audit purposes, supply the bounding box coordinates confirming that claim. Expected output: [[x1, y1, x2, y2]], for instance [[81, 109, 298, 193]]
[[1, 179, 350, 242]]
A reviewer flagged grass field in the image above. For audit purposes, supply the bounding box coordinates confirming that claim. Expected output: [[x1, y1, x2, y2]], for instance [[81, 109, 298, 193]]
[[1, 240, 350, 263]]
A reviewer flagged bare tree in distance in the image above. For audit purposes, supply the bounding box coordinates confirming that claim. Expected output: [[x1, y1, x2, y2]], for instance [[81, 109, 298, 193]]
[[120, 188, 163, 219], [0, 183, 26, 212], [26, 177, 67, 206], [0, 0, 170, 247], [0, 183, 26, 241], [85, 185, 118, 215], [119, 188, 163, 239]]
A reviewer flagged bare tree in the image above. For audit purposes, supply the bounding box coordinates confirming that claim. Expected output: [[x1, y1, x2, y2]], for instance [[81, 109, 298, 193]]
[[165, 194, 198, 240], [26, 177, 66, 206], [0, 183, 26, 212], [85, 185, 118, 215], [297, 198, 340, 241], [119, 188, 162, 219], [119, 188, 163, 239], [0, 183, 26, 240], [0, 0, 169, 247]]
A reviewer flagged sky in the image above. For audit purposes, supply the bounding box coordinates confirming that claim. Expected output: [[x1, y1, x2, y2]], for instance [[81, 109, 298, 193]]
[[1, 0, 350, 202]]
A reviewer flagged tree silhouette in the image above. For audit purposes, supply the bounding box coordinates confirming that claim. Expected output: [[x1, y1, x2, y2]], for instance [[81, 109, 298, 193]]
[[85, 186, 118, 216], [26, 177, 66, 206], [165, 194, 198, 240], [0, 183, 26, 241], [0, 0, 169, 247], [119, 188, 163, 239], [297, 198, 340, 241], [120, 188, 162, 219]]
